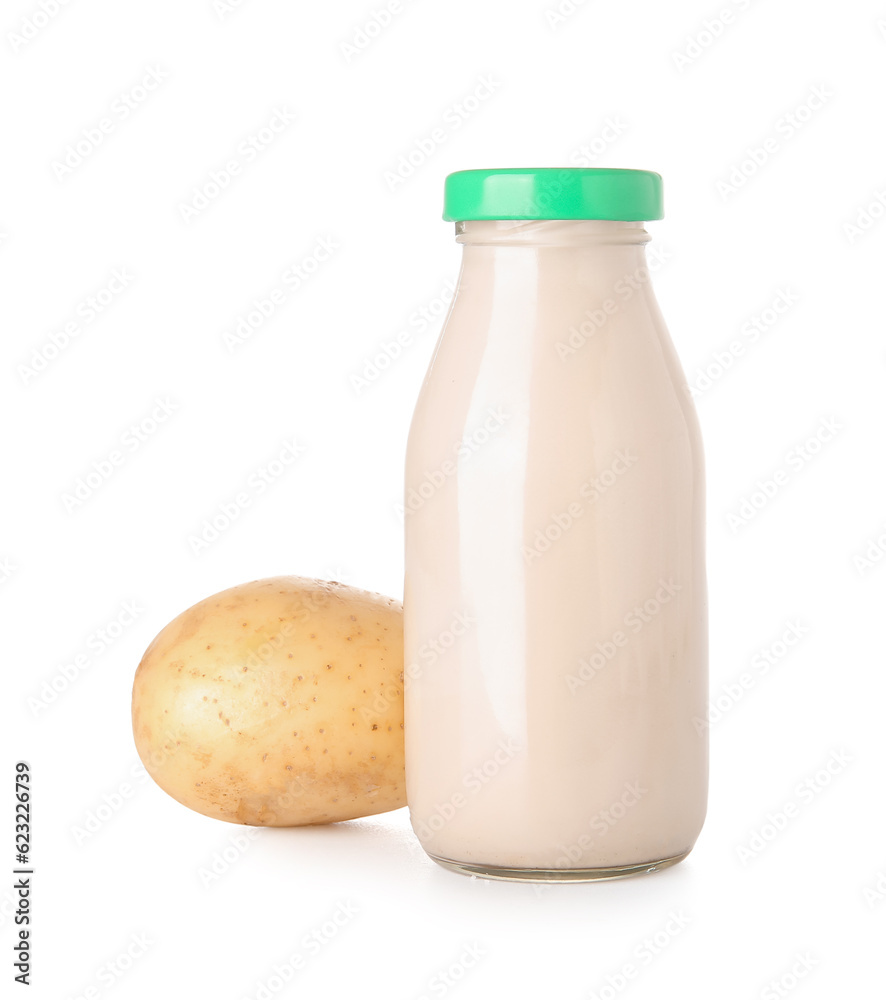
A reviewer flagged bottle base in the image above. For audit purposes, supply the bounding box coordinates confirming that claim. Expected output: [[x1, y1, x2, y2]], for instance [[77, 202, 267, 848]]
[[427, 849, 690, 883]]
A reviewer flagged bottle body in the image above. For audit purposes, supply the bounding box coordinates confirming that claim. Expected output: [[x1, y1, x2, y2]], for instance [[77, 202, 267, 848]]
[[404, 220, 707, 880]]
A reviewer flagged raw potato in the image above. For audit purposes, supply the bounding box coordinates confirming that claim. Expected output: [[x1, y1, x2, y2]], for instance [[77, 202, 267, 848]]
[[131, 576, 405, 826]]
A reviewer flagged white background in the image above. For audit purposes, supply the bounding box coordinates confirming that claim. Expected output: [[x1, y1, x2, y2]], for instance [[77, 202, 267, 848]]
[[4, 0, 886, 997]]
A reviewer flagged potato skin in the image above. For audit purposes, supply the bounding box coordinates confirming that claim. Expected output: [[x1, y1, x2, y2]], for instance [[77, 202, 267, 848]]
[[131, 576, 405, 826]]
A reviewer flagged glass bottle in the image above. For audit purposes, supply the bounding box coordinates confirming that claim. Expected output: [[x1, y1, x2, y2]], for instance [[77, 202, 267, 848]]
[[404, 168, 707, 881]]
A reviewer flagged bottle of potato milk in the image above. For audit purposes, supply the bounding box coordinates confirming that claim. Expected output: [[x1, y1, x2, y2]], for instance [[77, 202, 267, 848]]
[[404, 168, 707, 881]]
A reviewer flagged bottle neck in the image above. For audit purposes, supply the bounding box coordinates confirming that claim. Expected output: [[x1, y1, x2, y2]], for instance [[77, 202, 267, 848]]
[[454, 219, 651, 247], [452, 220, 657, 319]]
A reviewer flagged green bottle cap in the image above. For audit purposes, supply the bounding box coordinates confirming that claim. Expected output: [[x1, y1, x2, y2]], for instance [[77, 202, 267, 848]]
[[443, 168, 663, 222]]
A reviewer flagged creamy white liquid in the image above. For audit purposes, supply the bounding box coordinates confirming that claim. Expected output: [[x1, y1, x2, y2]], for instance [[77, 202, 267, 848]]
[[404, 219, 707, 874]]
